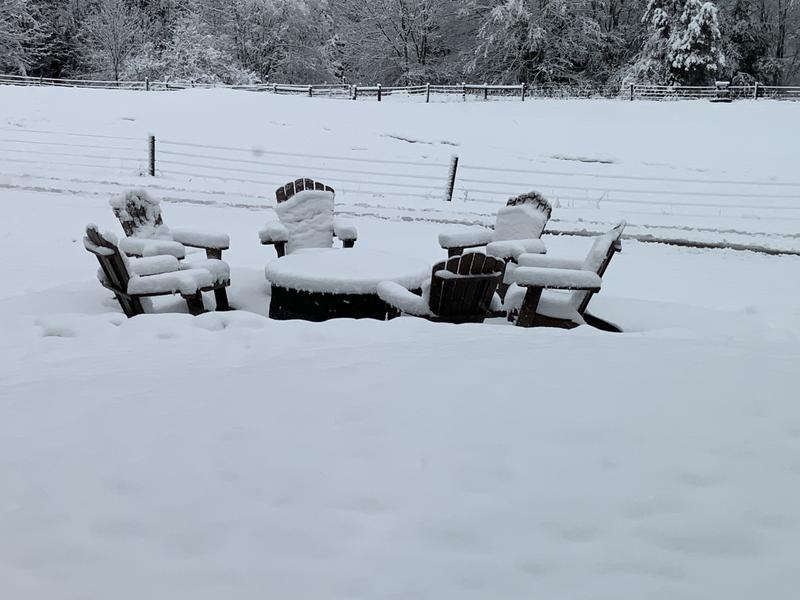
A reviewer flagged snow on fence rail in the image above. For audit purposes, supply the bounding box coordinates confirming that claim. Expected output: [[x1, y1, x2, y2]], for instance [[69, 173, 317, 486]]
[[2, 126, 800, 223], [3, 72, 800, 101]]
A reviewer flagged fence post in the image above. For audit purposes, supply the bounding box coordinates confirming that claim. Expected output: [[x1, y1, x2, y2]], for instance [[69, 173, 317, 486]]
[[273, 83, 277, 94], [445, 154, 459, 202], [484, 83, 488, 101], [308, 85, 313, 98], [521, 83, 526, 101], [377, 83, 382, 102], [426, 82, 430, 103], [145, 77, 150, 91], [630, 83, 634, 101], [753, 82, 759, 100], [148, 135, 156, 177], [462, 82, 466, 102], [353, 85, 358, 100]]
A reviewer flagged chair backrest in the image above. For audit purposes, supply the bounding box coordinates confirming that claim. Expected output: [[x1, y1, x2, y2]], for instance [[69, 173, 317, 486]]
[[110, 189, 169, 238], [276, 178, 335, 203], [274, 180, 337, 254], [493, 191, 552, 242], [83, 225, 132, 294], [428, 253, 505, 322], [571, 221, 626, 314]]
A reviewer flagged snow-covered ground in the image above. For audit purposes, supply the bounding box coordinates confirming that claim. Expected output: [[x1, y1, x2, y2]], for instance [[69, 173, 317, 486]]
[[1, 87, 799, 599]]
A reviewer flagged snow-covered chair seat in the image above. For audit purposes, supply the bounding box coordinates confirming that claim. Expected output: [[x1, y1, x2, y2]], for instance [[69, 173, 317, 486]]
[[438, 191, 551, 260], [377, 252, 505, 324], [111, 189, 230, 259], [83, 225, 231, 317], [504, 221, 626, 331], [259, 179, 358, 257]]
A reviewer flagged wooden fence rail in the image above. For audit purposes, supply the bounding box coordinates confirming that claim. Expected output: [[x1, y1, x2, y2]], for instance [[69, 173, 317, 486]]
[[2, 73, 800, 101]]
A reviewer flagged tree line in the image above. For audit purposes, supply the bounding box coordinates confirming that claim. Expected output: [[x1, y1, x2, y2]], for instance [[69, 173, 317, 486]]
[[1, 0, 798, 87]]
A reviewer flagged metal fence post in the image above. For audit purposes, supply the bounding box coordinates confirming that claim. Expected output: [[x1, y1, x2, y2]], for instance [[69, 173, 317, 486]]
[[521, 83, 526, 101], [753, 82, 759, 100], [148, 135, 156, 176], [353, 85, 358, 100], [630, 83, 634, 101], [484, 83, 488, 101], [145, 77, 150, 91], [377, 83, 382, 102], [426, 82, 430, 103], [462, 82, 466, 102], [445, 154, 459, 202]]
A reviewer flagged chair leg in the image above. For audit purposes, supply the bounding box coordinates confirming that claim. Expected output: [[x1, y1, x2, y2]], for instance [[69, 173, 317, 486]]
[[214, 288, 231, 311], [184, 292, 205, 316], [116, 293, 145, 317], [583, 311, 622, 332], [343, 239, 356, 249], [275, 242, 287, 258], [515, 287, 543, 328], [205, 248, 222, 260]]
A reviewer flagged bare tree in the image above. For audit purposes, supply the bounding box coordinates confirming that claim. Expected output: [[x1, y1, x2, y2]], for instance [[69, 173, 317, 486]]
[[82, 0, 142, 80]]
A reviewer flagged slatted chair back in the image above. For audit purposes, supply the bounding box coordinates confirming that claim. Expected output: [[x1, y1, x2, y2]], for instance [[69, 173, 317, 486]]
[[573, 221, 626, 315], [110, 189, 166, 238], [494, 191, 552, 242], [83, 225, 144, 316], [276, 178, 335, 203], [428, 253, 505, 323], [274, 179, 338, 254]]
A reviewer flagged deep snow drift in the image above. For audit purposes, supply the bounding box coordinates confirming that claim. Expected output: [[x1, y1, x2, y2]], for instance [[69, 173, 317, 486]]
[[1, 86, 799, 600]]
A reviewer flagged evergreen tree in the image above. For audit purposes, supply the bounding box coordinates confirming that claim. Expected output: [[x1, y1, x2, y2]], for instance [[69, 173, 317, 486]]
[[629, 0, 723, 84], [669, 0, 724, 83]]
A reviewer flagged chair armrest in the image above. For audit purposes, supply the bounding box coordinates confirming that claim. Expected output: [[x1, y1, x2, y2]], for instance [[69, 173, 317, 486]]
[[128, 255, 181, 276], [517, 255, 583, 270], [119, 237, 186, 259], [438, 228, 494, 250], [180, 258, 230, 284], [377, 281, 433, 317], [170, 228, 230, 251], [333, 217, 358, 243], [486, 238, 546, 261], [259, 221, 289, 245], [514, 267, 601, 291]]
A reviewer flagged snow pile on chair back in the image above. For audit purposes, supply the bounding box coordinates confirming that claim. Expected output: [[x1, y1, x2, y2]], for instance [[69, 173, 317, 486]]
[[570, 221, 626, 309], [494, 192, 551, 241], [274, 190, 335, 254], [581, 222, 626, 273], [110, 189, 169, 239]]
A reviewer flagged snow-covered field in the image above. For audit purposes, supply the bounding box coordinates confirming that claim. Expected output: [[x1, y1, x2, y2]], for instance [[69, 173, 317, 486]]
[[1, 87, 799, 599]]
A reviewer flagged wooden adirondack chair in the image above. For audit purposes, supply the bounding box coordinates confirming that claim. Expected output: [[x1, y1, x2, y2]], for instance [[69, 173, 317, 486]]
[[439, 191, 552, 259], [507, 222, 626, 331], [377, 252, 505, 324], [259, 178, 358, 257], [111, 189, 230, 259], [84, 225, 231, 317]]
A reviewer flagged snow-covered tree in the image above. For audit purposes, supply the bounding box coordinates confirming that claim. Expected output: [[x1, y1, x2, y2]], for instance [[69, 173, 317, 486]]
[[627, 0, 724, 84], [0, 0, 42, 74], [670, 0, 724, 83], [81, 0, 143, 81], [207, 0, 334, 82], [124, 10, 255, 83], [469, 0, 615, 85], [331, 0, 467, 84]]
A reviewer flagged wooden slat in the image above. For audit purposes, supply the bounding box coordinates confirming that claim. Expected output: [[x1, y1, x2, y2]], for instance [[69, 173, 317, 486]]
[[470, 253, 486, 273], [275, 179, 335, 203]]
